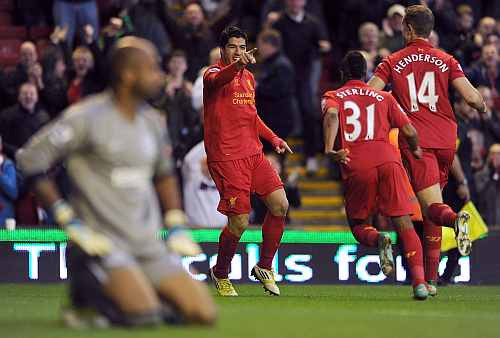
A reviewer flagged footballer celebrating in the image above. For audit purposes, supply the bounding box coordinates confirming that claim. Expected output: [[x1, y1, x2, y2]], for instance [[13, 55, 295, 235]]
[[204, 26, 292, 296], [368, 5, 486, 294], [323, 51, 429, 300]]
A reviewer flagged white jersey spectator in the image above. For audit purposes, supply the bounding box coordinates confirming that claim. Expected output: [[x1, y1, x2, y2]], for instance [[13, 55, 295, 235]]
[[182, 141, 227, 227]]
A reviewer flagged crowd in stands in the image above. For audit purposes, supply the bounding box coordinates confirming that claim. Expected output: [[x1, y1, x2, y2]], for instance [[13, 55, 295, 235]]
[[0, 0, 499, 228]]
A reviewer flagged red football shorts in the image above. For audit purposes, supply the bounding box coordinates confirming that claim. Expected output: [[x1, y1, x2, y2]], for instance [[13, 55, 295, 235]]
[[344, 161, 413, 220], [208, 152, 283, 215], [400, 147, 455, 193]]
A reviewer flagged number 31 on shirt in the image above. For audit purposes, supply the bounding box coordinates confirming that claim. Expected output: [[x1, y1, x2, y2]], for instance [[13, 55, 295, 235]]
[[344, 101, 375, 142]]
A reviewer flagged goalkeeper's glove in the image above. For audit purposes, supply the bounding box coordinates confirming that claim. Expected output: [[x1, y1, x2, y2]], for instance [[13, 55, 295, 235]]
[[52, 200, 112, 256], [164, 209, 202, 257]]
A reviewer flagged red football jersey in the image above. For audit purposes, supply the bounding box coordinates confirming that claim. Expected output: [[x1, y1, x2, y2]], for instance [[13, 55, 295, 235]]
[[203, 61, 279, 162], [322, 80, 411, 178], [374, 38, 465, 149]]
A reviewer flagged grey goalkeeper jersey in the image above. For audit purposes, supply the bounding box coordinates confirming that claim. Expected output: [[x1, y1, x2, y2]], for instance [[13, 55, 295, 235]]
[[16, 91, 174, 256]]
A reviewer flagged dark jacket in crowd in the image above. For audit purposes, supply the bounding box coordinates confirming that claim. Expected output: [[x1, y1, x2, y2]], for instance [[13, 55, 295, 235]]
[[164, 15, 217, 81], [466, 61, 500, 94], [2, 64, 29, 107], [0, 104, 50, 158], [272, 12, 326, 79], [255, 52, 297, 148], [475, 163, 500, 226]]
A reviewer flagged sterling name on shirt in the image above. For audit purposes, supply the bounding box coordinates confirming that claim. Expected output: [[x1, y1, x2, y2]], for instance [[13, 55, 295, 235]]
[[335, 88, 384, 102], [393, 53, 449, 74]]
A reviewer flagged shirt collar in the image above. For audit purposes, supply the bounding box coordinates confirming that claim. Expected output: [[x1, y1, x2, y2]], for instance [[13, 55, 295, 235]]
[[345, 79, 368, 87], [286, 10, 305, 23], [407, 38, 433, 48]]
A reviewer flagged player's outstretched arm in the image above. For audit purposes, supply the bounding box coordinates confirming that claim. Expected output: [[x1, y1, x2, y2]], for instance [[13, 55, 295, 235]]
[[256, 115, 292, 154], [323, 107, 349, 164], [452, 77, 487, 113], [367, 75, 386, 91], [203, 48, 257, 89]]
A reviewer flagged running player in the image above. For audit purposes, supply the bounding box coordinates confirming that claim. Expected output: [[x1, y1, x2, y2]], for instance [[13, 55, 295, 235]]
[[204, 26, 292, 296], [368, 5, 486, 294], [16, 36, 216, 327], [322, 51, 428, 300]]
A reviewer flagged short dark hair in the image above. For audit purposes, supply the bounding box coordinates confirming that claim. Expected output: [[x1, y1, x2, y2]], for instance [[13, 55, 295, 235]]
[[258, 29, 282, 50], [219, 26, 247, 48], [341, 51, 367, 81], [168, 49, 187, 62], [404, 5, 434, 38]]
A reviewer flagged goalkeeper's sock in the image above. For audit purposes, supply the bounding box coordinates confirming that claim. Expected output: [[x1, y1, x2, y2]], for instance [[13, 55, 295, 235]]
[[423, 218, 442, 282], [427, 203, 457, 228], [396, 226, 425, 286], [258, 212, 285, 270], [351, 224, 379, 247], [213, 226, 241, 279]]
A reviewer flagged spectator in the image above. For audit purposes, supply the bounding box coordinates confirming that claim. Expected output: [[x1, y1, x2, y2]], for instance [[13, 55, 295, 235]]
[[0, 83, 50, 158], [477, 86, 500, 149], [164, 2, 217, 81], [380, 4, 405, 53], [358, 22, 389, 62], [0, 136, 18, 228], [424, 0, 456, 51], [466, 43, 500, 110], [53, 0, 99, 48], [2, 42, 38, 106], [39, 46, 69, 118], [250, 152, 301, 224], [128, 0, 173, 60], [475, 144, 500, 227], [255, 29, 296, 150], [182, 141, 227, 227], [156, 50, 200, 161], [451, 4, 478, 65], [192, 47, 221, 113], [272, 0, 331, 175]]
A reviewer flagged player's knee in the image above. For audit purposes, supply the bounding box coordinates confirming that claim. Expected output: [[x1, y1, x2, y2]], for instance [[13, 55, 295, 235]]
[[269, 199, 289, 217], [228, 215, 249, 236]]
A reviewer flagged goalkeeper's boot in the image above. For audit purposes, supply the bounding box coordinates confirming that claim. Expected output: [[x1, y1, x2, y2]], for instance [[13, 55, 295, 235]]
[[413, 283, 429, 301], [378, 233, 394, 276], [426, 280, 438, 297], [455, 211, 472, 256], [251, 265, 280, 296], [209, 268, 238, 296], [62, 306, 110, 329]]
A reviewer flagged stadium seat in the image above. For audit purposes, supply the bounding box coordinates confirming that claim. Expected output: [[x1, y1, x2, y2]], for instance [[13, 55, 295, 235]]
[[0, 0, 13, 11], [29, 26, 52, 40], [0, 26, 27, 39], [0, 11, 11, 26], [0, 38, 21, 67]]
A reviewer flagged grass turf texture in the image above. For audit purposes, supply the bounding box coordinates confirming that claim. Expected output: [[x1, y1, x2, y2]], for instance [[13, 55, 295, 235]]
[[1, 284, 499, 338]]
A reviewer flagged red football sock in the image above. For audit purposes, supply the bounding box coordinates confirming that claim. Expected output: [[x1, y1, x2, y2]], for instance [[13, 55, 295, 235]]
[[213, 226, 241, 279], [427, 203, 457, 228], [423, 218, 442, 282], [396, 227, 425, 286], [258, 212, 285, 270], [351, 224, 380, 247]]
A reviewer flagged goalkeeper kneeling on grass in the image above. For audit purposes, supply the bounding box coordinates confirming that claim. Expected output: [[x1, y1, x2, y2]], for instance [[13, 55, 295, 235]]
[[16, 36, 216, 328]]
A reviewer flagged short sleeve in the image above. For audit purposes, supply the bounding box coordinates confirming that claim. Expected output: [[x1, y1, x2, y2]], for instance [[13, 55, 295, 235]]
[[374, 56, 392, 84], [16, 108, 90, 176], [321, 92, 340, 118], [449, 56, 465, 81], [388, 95, 411, 129]]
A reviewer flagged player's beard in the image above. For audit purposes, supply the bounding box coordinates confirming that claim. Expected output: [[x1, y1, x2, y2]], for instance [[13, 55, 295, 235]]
[[132, 80, 162, 101]]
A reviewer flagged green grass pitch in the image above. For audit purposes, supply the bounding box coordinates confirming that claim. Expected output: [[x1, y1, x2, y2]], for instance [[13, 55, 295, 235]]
[[1, 284, 499, 338]]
